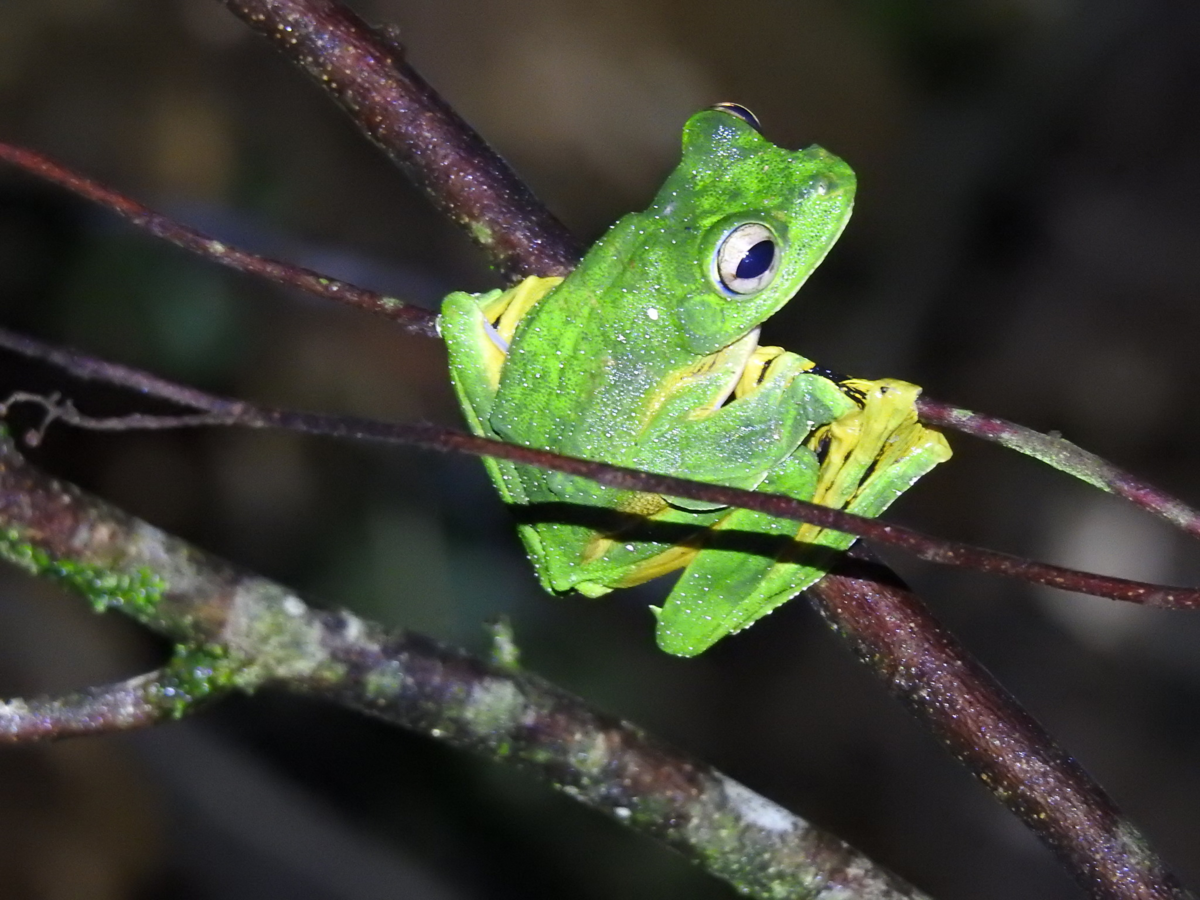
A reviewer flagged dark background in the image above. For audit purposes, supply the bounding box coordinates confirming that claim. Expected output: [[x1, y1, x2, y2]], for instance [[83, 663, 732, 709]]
[[0, 1, 1198, 897]]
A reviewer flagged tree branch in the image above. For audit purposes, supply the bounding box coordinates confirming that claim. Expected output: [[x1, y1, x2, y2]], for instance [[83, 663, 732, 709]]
[[221, 0, 582, 282], [0, 429, 927, 900], [918, 396, 1200, 537], [5, 370, 1200, 611], [0, 141, 437, 337], [813, 546, 1187, 899], [0, 667, 176, 742]]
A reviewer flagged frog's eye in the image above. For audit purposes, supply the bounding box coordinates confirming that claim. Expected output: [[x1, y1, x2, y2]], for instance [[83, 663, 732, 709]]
[[714, 223, 779, 295], [709, 102, 762, 134]]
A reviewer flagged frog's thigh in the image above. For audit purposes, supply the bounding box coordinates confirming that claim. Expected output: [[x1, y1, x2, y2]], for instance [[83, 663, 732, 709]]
[[440, 290, 507, 425], [654, 451, 829, 657], [440, 295, 526, 504]]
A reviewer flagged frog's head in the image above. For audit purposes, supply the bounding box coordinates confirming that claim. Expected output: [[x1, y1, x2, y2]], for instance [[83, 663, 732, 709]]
[[648, 105, 856, 355]]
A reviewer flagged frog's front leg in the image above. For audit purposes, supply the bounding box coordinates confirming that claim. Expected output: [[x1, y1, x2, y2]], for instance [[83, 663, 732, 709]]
[[535, 348, 854, 598], [630, 347, 856, 496]]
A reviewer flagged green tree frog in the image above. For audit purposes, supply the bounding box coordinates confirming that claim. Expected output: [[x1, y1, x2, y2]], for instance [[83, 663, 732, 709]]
[[440, 104, 951, 657]]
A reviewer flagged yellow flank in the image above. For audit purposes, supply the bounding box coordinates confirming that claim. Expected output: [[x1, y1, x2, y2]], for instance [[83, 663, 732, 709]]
[[477, 275, 563, 391]]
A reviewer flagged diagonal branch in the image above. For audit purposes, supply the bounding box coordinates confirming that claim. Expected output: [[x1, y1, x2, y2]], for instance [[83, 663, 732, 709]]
[[0, 430, 927, 900], [0, 141, 437, 337], [809, 545, 1187, 900], [4, 370, 1200, 611], [222, 0, 582, 282]]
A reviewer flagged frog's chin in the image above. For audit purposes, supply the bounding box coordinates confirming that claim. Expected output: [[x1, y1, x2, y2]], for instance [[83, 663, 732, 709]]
[[708, 326, 761, 410]]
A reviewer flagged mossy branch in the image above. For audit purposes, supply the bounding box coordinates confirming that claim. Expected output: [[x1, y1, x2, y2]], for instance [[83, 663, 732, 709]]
[[0, 429, 927, 900]]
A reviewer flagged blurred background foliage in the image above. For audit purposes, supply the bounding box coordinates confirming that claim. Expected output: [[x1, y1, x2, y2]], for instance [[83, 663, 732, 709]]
[[0, 0, 1199, 897]]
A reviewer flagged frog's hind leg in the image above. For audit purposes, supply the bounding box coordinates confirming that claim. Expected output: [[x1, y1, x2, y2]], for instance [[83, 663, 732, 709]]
[[440, 291, 526, 508], [441, 289, 509, 427], [653, 379, 951, 657], [440, 276, 562, 424], [442, 277, 579, 596], [653, 450, 823, 657]]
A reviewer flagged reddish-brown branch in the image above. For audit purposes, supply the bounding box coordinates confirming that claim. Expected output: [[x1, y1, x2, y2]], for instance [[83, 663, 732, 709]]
[[221, 0, 582, 282], [5, 374, 1200, 612], [0, 141, 438, 337], [918, 396, 1200, 538], [816, 545, 1187, 899]]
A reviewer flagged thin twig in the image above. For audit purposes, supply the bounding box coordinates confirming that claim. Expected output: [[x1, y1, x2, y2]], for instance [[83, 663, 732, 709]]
[[0, 327, 247, 413], [0, 668, 176, 742], [5, 379, 1200, 611], [918, 396, 1200, 537], [0, 141, 437, 337]]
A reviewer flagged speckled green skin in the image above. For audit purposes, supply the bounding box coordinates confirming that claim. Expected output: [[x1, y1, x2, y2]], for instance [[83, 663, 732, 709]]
[[442, 108, 944, 656]]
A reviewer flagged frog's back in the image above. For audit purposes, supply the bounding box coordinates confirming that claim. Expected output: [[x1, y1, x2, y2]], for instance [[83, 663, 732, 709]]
[[486, 215, 687, 465]]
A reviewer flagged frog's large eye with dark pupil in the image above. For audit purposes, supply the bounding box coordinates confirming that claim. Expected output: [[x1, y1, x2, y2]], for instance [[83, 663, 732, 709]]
[[715, 223, 779, 294], [710, 102, 763, 134]]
